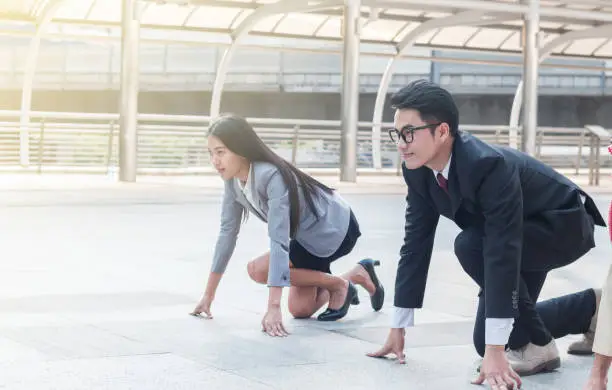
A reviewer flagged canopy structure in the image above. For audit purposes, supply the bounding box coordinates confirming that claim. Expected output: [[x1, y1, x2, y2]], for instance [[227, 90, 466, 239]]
[[2, 0, 612, 181], [5, 0, 612, 57]]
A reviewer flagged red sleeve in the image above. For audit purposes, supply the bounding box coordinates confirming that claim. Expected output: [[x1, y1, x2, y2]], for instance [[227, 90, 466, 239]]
[[608, 201, 612, 242]]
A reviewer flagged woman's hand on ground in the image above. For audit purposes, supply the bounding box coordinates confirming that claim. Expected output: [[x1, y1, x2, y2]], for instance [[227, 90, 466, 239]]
[[262, 305, 289, 337], [190, 295, 214, 319]]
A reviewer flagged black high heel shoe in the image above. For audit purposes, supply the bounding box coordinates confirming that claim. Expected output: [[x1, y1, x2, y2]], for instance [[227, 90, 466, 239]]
[[358, 258, 384, 312], [317, 282, 357, 322]]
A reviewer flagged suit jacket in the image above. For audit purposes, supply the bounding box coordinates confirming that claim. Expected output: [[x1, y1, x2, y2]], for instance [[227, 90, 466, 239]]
[[210, 161, 352, 287], [395, 130, 606, 319]]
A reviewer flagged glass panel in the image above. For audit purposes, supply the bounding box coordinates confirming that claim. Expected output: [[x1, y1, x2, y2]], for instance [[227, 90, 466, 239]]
[[165, 46, 218, 72], [252, 14, 284, 33], [563, 38, 609, 56], [466, 28, 514, 49], [139, 45, 165, 72], [361, 19, 407, 41], [415, 29, 439, 45], [540, 32, 561, 48], [230, 50, 280, 72], [429, 26, 479, 47], [273, 13, 327, 36], [185, 6, 242, 29], [394, 22, 420, 42], [0, 45, 14, 71], [315, 17, 340, 38], [65, 46, 110, 72], [141, 3, 195, 26], [12, 0, 38, 15], [282, 52, 340, 73], [37, 46, 66, 71], [231, 9, 254, 29], [595, 40, 612, 58], [54, 0, 95, 19], [87, 0, 121, 23]]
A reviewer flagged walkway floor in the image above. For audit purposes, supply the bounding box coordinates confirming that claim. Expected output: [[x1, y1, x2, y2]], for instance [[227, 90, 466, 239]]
[[0, 173, 610, 389]]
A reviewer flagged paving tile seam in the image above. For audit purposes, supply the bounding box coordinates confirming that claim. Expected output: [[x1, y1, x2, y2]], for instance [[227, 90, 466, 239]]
[[0, 351, 175, 365]]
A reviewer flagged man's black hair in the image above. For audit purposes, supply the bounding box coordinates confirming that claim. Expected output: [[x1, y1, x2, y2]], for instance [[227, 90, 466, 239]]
[[390, 79, 459, 137]]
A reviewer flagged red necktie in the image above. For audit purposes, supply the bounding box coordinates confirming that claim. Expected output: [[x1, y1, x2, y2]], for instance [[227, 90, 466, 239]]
[[437, 173, 449, 194]]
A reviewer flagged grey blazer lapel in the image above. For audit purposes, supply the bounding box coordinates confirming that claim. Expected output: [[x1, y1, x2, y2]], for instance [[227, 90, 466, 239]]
[[249, 163, 269, 216], [234, 170, 267, 222]]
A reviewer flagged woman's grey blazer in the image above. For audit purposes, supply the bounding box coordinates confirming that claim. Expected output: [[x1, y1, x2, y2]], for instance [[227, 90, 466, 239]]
[[210, 161, 352, 287]]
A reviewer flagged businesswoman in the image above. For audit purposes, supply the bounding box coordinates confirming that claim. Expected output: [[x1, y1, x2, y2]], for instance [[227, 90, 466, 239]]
[[191, 114, 384, 337]]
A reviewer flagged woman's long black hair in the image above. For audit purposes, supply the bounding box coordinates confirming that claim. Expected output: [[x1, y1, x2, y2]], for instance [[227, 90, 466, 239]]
[[208, 114, 334, 238]]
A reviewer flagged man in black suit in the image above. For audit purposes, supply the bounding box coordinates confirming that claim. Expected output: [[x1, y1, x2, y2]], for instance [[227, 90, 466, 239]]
[[367, 80, 606, 389]]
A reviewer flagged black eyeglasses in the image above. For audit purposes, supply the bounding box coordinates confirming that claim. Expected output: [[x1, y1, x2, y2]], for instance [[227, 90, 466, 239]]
[[388, 123, 442, 144]]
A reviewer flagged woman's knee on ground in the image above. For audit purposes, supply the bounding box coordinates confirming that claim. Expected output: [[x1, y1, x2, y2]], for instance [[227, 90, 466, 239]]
[[288, 300, 316, 319], [247, 259, 268, 284]]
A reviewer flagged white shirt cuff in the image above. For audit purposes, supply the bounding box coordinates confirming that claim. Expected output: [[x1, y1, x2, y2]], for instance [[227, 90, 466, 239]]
[[391, 307, 415, 328], [485, 318, 515, 346]]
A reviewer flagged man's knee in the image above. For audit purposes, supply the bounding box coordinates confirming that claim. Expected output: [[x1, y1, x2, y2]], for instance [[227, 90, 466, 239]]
[[247, 260, 267, 284], [454, 229, 483, 277], [455, 229, 475, 261]]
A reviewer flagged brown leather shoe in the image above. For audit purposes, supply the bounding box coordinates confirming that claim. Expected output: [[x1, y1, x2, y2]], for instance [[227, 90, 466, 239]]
[[568, 288, 602, 355], [475, 340, 560, 376], [507, 340, 561, 376]]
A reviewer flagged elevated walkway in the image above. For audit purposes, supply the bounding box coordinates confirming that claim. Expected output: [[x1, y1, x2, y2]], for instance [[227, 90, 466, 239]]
[[0, 179, 609, 389]]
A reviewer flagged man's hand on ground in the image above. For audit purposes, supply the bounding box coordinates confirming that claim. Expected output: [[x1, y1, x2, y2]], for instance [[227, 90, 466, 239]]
[[472, 345, 522, 389]]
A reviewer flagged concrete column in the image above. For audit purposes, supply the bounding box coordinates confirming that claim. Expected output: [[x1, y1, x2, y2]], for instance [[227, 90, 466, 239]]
[[521, 0, 539, 156], [340, 0, 361, 182], [119, 0, 141, 182]]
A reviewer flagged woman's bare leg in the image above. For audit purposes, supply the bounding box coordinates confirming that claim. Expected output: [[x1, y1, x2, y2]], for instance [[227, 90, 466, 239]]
[[247, 252, 377, 318], [287, 286, 327, 318]]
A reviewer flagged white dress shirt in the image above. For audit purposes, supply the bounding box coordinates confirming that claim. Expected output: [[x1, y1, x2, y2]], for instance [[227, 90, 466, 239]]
[[234, 164, 264, 216], [392, 153, 515, 346]]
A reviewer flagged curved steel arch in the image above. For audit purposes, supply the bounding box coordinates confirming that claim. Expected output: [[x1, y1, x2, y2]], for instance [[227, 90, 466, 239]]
[[209, 0, 342, 119], [370, 10, 510, 169], [508, 24, 612, 145], [19, 0, 67, 167]]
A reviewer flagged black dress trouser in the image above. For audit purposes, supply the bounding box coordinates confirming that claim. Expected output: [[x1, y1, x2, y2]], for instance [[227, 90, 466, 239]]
[[454, 226, 597, 357]]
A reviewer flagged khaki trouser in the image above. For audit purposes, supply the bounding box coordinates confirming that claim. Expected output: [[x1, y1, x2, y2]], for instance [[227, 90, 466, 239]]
[[594, 264, 612, 356]]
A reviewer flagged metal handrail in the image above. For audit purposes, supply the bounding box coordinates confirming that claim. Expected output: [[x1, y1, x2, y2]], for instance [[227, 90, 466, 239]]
[[0, 110, 608, 184]]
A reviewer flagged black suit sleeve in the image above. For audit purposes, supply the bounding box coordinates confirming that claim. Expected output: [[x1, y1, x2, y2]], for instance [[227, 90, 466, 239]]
[[476, 157, 522, 319], [394, 172, 440, 308]]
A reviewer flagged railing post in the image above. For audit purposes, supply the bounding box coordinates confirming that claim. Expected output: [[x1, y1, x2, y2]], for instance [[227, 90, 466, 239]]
[[396, 152, 402, 176], [576, 129, 585, 175], [536, 128, 543, 158], [584, 125, 610, 186], [291, 125, 299, 166], [588, 134, 595, 186], [595, 135, 601, 186], [106, 120, 116, 175], [37, 119, 45, 174]]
